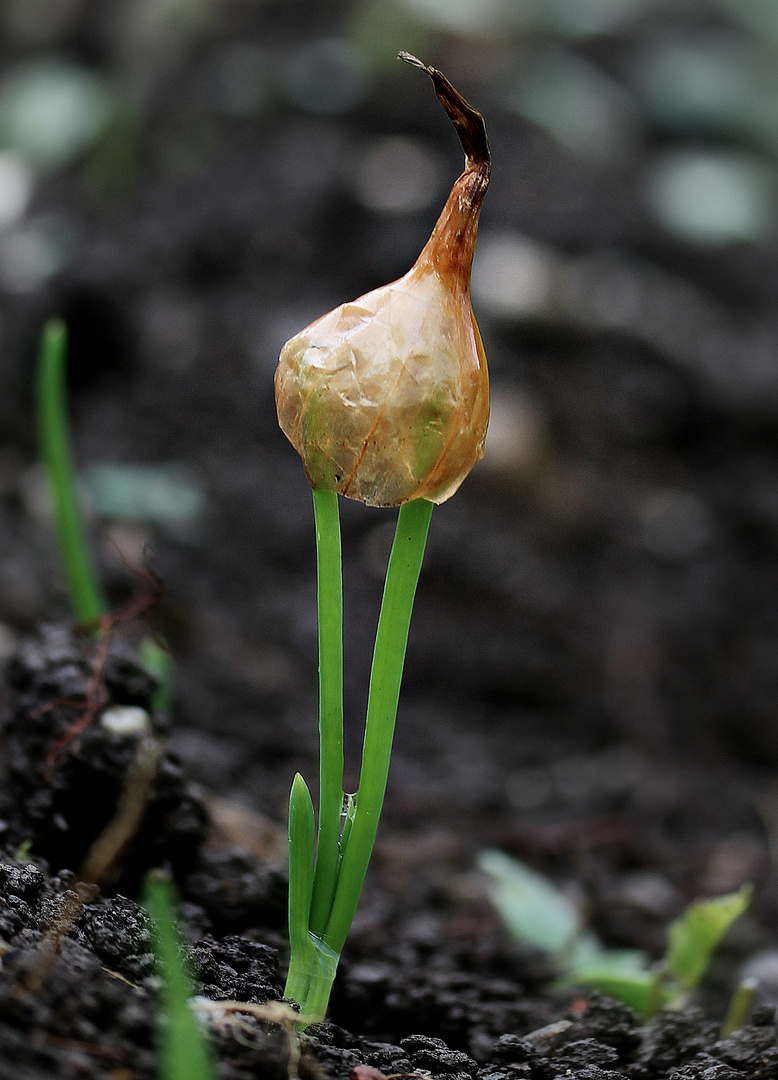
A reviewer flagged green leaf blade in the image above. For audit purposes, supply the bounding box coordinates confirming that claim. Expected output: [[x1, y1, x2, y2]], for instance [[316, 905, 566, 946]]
[[287, 772, 316, 957], [308, 487, 344, 937], [143, 872, 217, 1080], [569, 966, 668, 1018], [665, 884, 752, 991], [478, 849, 580, 958], [325, 498, 433, 957], [36, 318, 106, 623]]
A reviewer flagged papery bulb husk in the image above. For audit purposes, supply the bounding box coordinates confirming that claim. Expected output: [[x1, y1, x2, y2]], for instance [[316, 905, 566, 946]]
[[275, 55, 491, 507]]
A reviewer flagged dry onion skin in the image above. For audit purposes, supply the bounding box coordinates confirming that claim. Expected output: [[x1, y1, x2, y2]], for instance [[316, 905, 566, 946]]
[[275, 53, 491, 507]]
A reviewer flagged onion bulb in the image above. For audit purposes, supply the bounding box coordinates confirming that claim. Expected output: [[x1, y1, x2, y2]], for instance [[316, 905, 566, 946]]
[[275, 53, 490, 507]]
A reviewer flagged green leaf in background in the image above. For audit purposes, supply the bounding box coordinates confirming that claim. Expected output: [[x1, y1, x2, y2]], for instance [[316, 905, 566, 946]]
[[143, 871, 216, 1080], [36, 318, 106, 623], [565, 932, 662, 1017], [478, 849, 580, 958], [83, 462, 204, 539], [479, 850, 753, 1022], [569, 966, 666, 1017], [0, 58, 115, 173], [665, 884, 752, 992], [568, 931, 648, 977]]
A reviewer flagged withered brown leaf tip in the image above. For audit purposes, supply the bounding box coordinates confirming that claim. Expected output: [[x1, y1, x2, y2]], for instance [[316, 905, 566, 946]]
[[275, 53, 490, 507]]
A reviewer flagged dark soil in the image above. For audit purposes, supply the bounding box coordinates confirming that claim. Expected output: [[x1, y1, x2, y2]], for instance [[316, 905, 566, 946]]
[[3, 1, 778, 1077], [0, 627, 776, 1080]]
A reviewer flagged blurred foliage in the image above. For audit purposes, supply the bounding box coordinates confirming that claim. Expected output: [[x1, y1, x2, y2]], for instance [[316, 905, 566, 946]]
[[480, 850, 752, 1019], [0, 58, 117, 173]]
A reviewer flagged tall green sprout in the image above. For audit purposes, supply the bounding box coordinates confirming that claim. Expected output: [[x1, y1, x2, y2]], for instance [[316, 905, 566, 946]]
[[276, 54, 492, 1023], [284, 494, 433, 1021], [38, 321, 203, 1075], [36, 318, 171, 709], [37, 319, 106, 623], [144, 871, 217, 1080]]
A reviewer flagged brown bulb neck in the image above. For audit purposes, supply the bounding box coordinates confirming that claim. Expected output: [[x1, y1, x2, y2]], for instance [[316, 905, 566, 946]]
[[417, 160, 490, 285]]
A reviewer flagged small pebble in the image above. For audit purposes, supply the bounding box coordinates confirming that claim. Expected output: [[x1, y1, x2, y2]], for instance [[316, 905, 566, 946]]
[[100, 705, 151, 737], [523, 1018, 574, 1051]]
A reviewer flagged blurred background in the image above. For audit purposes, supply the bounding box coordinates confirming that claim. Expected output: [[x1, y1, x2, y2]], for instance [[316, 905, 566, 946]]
[[3, 0, 778, 957]]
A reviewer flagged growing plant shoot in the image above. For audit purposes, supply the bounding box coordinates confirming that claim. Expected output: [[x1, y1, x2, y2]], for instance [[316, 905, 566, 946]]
[[275, 53, 491, 1022]]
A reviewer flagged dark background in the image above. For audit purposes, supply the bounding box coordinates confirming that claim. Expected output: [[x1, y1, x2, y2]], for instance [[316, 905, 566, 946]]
[[2, 0, 778, 962]]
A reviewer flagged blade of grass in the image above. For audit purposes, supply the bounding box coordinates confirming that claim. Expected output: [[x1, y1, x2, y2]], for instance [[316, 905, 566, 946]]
[[720, 977, 757, 1039], [36, 319, 106, 623], [144, 871, 216, 1080], [37, 318, 175, 711]]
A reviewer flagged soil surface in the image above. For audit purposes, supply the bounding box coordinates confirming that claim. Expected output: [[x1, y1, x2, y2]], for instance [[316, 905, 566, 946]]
[[3, 2, 778, 1077]]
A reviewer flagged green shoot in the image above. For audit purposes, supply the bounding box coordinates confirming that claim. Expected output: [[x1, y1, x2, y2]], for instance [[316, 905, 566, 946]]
[[37, 318, 106, 623], [324, 497, 433, 956], [277, 55, 488, 1024], [284, 772, 318, 1009], [308, 488, 344, 937], [480, 850, 752, 1020], [720, 976, 757, 1039], [36, 318, 174, 711], [665, 886, 753, 993], [284, 494, 433, 1023], [143, 871, 217, 1080], [477, 849, 581, 957], [14, 839, 34, 862]]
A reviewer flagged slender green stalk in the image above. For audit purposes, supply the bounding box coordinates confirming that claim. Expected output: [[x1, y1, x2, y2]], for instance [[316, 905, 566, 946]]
[[285, 496, 432, 1021], [308, 489, 344, 935], [324, 498, 433, 955], [37, 319, 175, 712], [36, 319, 106, 622], [720, 977, 757, 1039], [144, 871, 216, 1080]]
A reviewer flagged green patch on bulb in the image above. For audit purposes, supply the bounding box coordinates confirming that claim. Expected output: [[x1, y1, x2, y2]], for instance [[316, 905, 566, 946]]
[[300, 389, 351, 492], [408, 388, 451, 483]]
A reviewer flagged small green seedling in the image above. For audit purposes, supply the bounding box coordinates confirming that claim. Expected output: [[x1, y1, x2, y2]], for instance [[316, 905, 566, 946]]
[[37, 319, 107, 624], [720, 976, 758, 1039], [479, 849, 752, 1020], [143, 871, 217, 1080], [36, 318, 172, 711]]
